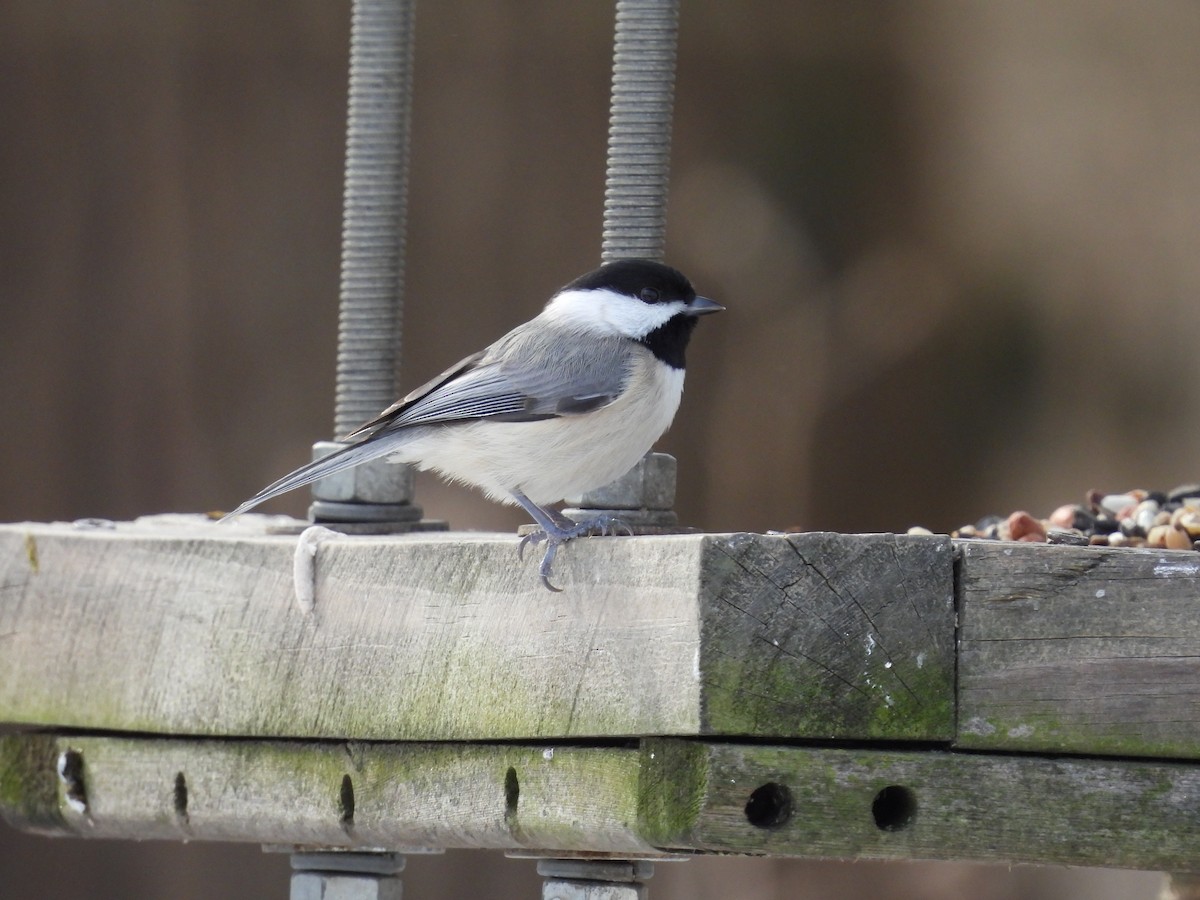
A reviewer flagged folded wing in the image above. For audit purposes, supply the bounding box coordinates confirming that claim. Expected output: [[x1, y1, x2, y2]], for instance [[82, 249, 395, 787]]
[[348, 327, 633, 437], [223, 324, 634, 519]]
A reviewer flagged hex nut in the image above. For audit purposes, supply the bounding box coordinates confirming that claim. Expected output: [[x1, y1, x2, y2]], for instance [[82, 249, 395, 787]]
[[565, 453, 676, 511], [291, 872, 402, 900], [310, 441, 415, 504]]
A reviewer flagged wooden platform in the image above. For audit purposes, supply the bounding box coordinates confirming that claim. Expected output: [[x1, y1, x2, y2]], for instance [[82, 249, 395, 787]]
[[1, 516, 1198, 870]]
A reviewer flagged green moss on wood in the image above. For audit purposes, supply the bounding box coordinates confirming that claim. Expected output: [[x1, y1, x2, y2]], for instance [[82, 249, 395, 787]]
[[681, 742, 1200, 869], [23, 533, 38, 573], [637, 738, 710, 845], [1, 733, 652, 852], [698, 533, 955, 741], [701, 645, 954, 740], [0, 734, 64, 832], [957, 710, 1200, 760]]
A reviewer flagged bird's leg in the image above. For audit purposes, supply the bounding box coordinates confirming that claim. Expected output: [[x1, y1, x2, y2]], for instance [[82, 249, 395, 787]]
[[511, 489, 632, 592]]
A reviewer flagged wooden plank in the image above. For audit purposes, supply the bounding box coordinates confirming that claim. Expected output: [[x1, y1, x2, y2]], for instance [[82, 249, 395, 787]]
[[0, 733, 653, 853], [640, 739, 1200, 871], [9, 733, 1200, 871], [0, 520, 954, 742], [0, 520, 704, 740], [957, 541, 1200, 758], [697, 531, 955, 739]]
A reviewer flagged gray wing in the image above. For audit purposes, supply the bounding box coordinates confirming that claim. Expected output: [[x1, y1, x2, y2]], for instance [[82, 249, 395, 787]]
[[349, 323, 635, 439], [340, 349, 487, 441], [221, 323, 633, 520]]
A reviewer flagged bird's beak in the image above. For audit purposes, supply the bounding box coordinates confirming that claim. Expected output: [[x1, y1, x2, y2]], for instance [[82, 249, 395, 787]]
[[686, 295, 724, 316]]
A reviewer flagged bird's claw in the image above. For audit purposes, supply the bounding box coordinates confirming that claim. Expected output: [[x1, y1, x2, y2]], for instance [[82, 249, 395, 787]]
[[538, 543, 563, 592], [517, 529, 546, 560], [591, 515, 635, 538], [518, 515, 633, 592]]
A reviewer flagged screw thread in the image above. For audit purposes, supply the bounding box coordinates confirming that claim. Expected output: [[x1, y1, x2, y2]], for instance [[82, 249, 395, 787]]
[[334, 0, 417, 437], [602, 0, 680, 264]]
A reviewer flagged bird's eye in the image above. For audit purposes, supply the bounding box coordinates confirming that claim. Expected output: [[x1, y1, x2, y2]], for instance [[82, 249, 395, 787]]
[[640, 287, 661, 303]]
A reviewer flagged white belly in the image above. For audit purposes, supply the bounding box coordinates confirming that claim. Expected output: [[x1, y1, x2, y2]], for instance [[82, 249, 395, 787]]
[[388, 357, 685, 506]]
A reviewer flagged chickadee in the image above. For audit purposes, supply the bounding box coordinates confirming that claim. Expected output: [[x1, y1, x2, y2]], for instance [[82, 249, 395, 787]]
[[223, 258, 723, 590]]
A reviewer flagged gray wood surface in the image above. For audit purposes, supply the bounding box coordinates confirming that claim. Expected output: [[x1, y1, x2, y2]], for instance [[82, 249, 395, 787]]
[[958, 541, 1200, 758], [0, 733, 652, 853], [641, 739, 1200, 871], [7, 732, 1200, 870], [0, 519, 953, 742], [7, 517, 1200, 871], [696, 531, 954, 739]]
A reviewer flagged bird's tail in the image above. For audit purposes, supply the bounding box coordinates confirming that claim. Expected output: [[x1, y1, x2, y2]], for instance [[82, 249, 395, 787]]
[[219, 437, 399, 521]]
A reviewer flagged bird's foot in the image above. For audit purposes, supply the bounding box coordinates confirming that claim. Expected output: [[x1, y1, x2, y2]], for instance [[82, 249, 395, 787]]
[[518, 515, 634, 592]]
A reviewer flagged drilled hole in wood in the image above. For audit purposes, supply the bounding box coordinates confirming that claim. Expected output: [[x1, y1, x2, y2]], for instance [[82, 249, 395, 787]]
[[173, 772, 189, 824], [872, 785, 917, 831], [340, 774, 355, 827], [55, 749, 88, 814], [744, 782, 792, 828], [504, 767, 519, 819]]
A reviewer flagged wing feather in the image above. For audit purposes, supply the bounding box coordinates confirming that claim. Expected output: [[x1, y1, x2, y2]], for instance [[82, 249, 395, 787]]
[[222, 321, 636, 519], [348, 322, 634, 438], [340, 350, 487, 441]]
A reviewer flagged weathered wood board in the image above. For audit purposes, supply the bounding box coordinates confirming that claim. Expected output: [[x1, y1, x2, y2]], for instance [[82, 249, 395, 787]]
[[640, 739, 1200, 871], [0, 732, 652, 853], [697, 531, 954, 738], [957, 541, 1200, 758], [6, 732, 1200, 871], [0, 519, 954, 742]]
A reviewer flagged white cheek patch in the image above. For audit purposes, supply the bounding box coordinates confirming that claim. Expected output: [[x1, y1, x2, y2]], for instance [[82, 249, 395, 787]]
[[545, 288, 686, 339]]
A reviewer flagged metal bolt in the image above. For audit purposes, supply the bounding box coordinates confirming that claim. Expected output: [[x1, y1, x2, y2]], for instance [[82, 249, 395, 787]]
[[588, 0, 683, 521], [290, 851, 405, 900], [538, 859, 654, 900], [564, 452, 676, 511], [560, 452, 680, 531], [601, 0, 680, 264], [313, 0, 436, 531], [334, 0, 416, 436]]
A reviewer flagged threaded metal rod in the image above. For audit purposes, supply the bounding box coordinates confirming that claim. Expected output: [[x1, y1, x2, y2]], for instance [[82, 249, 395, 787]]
[[334, 0, 417, 438], [601, 0, 680, 264], [575, 0, 682, 524]]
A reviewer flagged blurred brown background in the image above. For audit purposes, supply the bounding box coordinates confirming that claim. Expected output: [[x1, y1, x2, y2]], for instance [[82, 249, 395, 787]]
[[1, 0, 1196, 897]]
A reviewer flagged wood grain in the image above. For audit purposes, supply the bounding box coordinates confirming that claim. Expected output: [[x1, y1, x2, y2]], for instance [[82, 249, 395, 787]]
[[698, 531, 955, 739], [641, 739, 1200, 871], [957, 541, 1200, 758], [0, 733, 652, 853], [0, 519, 954, 742], [0, 519, 705, 740], [8, 732, 1200, 870]]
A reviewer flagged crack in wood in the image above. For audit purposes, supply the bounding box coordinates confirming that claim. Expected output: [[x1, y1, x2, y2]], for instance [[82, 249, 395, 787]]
[[787, 540, 920, 703]]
